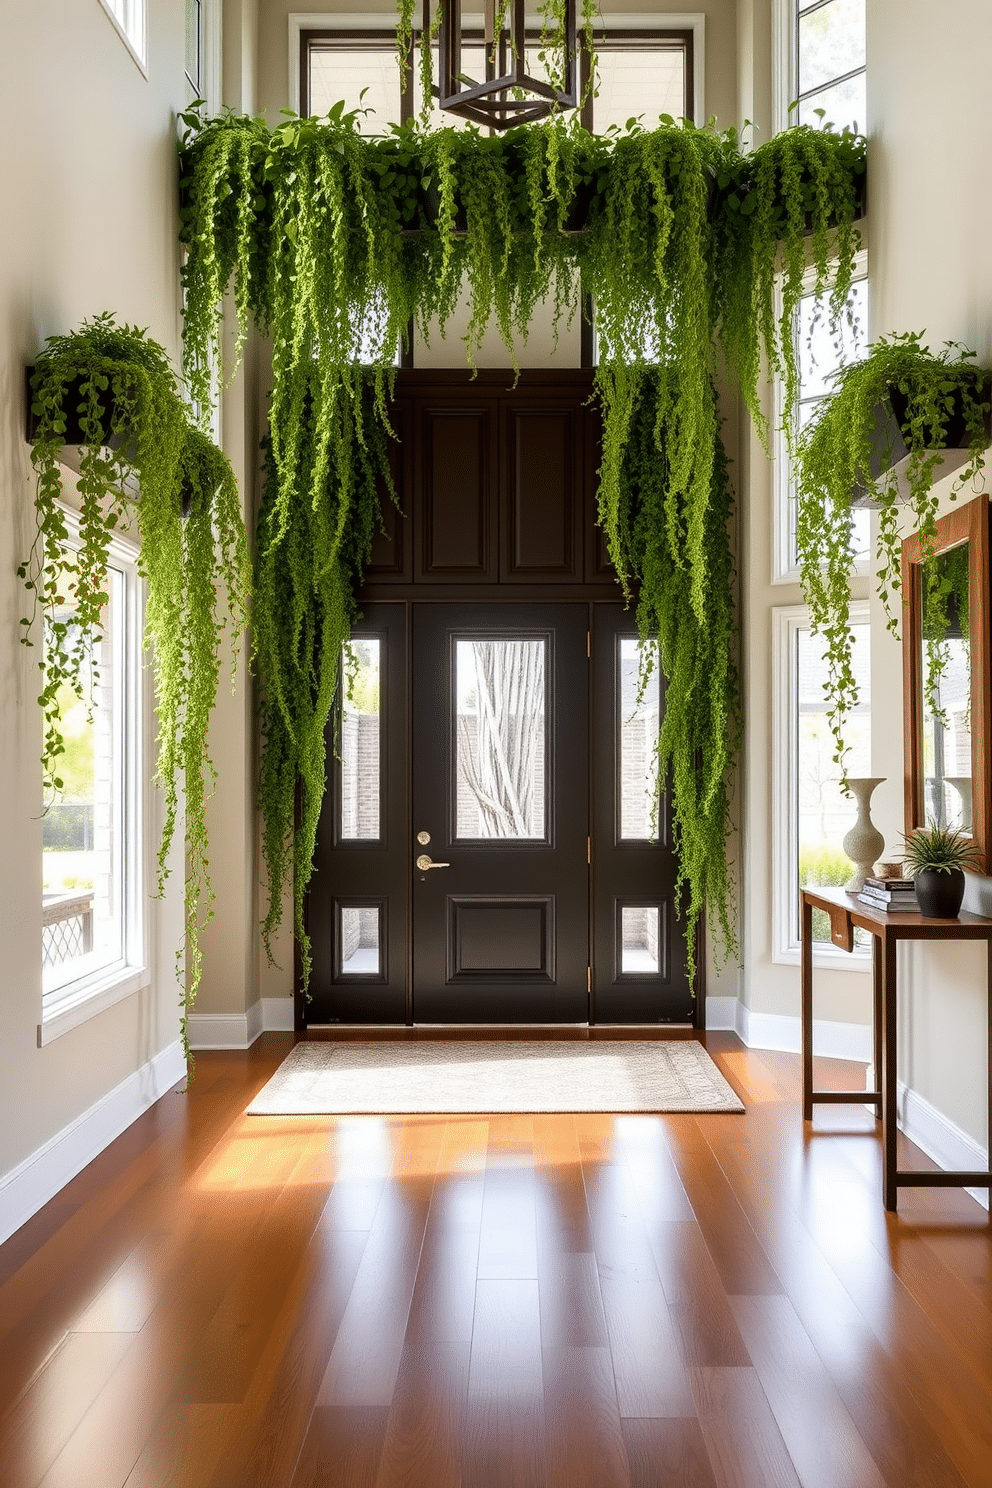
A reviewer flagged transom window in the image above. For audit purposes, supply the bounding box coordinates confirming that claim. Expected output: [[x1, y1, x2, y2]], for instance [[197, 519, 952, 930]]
[[300, 27, 693, 131], [99, 0, 146, 68]]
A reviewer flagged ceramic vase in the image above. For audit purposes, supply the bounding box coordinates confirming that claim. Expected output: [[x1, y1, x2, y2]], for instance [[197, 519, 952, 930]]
[[841, 777, 886, 892]]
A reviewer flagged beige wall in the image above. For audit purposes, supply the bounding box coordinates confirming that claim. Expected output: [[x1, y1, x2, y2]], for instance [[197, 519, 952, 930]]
[[867, 0, 992, 1146], [0, 0, 188, 1179]]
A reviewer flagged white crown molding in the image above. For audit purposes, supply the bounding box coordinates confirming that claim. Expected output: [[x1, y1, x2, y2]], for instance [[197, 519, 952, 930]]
[[0, 1040, 186, 1247]]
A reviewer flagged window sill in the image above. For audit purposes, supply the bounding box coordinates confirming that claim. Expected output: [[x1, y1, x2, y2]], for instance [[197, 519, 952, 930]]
[[39, 963, 151, 1045], [773, 944, 872, 974]]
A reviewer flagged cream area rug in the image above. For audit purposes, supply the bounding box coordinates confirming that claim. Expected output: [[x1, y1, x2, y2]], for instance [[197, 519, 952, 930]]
[[246, 1039, 744, 1115]]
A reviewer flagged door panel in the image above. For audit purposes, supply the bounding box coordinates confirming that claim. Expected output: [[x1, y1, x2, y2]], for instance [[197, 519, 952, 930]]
[[412, 603, 589, 1023], [591, 606, 694, 1021], [417, 405, 497, 579], [307, 604, 409, 1025], [501, 406, 582, 582]]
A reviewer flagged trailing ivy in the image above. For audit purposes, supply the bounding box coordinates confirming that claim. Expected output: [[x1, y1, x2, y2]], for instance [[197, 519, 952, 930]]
[[178, 105, 864, 977], [795, 331, 989, 768], [21, 315, 251, 1058], [714, 122, 866, 448], [609, 373, 740, 978], [254, 376, 393, 980]]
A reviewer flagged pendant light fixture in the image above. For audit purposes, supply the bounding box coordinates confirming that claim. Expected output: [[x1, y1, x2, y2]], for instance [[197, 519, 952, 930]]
[[435, 0, 579, 129]]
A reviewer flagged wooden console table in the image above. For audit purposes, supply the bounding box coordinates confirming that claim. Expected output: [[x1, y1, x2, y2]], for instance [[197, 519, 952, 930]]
[[801, 885, 992, 1211]]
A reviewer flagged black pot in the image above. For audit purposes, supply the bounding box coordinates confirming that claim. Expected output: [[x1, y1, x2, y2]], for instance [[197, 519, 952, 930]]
[[888, 380, 989, 452], [913, 867, 966, 919]]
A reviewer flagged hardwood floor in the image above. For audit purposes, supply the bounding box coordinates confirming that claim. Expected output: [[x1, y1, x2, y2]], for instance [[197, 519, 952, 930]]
[[1, 1031, 991, 1488]]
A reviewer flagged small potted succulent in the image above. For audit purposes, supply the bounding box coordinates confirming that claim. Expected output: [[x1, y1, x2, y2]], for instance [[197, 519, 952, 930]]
[[900, 820, 982, 918]]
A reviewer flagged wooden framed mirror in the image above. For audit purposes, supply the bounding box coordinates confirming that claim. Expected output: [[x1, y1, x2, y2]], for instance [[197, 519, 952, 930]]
[[901, 493, 992, 872]]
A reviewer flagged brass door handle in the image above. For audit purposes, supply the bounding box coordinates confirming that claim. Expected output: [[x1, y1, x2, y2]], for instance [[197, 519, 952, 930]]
[[416, 854, 450, 871]]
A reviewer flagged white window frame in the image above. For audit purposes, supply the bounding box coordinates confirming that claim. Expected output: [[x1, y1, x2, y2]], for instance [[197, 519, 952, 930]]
[[288, 11, 705, 122], [98, 0, 148, 74], [772, 600, 872, 969], [39, 511, 150, 1045], [772, 247, 869, 584]]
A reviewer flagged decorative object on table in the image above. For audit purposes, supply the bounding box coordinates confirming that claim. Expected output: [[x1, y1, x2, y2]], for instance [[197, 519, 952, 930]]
[[795, 333, 990, 770], [874, 861, 906, 880], [858, 876, 919, 913], [899, 820, 982, 919], [841, 777, 886, 892]]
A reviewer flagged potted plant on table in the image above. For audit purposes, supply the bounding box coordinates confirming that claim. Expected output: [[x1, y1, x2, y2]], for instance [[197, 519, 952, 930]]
[[900, 821, 982, 919]]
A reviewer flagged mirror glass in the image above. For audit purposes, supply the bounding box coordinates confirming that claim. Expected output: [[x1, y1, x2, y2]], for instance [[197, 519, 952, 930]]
[[919, 541, 973, 833]]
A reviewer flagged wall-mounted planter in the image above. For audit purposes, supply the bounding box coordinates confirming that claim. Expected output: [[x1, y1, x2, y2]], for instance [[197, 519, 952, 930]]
[[851, 381, 991, 507], [25, 366, 196, 515]]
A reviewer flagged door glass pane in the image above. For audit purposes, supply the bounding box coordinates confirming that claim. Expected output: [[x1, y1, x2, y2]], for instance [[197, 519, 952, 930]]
[[618, 638, 660, 841], [455, 638, 546, 839], [340, 639, 381, 841], [340, 905, 381, 975], [621, 906, 660, 974]]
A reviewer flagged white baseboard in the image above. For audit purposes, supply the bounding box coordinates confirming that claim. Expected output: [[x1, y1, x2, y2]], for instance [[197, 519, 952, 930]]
[[0, 1039, 186, 1247], [705, 995, 740, 1030], [736, 1004, 873, 1062], [708, 999, 872, 1062], [186, 996, 294, 1049], [897, 1079, 990, 1212]]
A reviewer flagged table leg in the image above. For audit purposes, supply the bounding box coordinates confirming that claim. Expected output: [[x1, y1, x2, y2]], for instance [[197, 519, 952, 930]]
[[882, 933, 898, 1211], [872, 934, 883, 1122], [801, 894, 813, 1121]]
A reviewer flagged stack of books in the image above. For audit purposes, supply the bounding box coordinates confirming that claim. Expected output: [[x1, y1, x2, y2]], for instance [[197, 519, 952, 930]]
[[858, 877, 919, 913]]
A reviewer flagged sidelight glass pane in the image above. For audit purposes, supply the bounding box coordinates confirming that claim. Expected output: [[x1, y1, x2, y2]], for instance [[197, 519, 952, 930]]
[[618, 638, 660, 841], [455, 638, 546, 839], [340, 639, 381, 841], [621, 906, 660, 974], [340, 905, 381, 975]]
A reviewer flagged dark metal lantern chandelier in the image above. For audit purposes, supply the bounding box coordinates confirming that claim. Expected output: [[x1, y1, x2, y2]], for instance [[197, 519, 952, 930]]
[[436, 0, 579, 129]]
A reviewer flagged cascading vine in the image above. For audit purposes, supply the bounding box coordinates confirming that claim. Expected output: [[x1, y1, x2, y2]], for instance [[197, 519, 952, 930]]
[[178, 101, 865, 979], [22, 315, 251, 1059]]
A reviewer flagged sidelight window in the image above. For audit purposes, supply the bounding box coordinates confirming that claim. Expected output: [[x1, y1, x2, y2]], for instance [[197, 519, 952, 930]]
[[338, 903, 384, 977], [340, 638, 382, 842], [617, 638, 660, 842]]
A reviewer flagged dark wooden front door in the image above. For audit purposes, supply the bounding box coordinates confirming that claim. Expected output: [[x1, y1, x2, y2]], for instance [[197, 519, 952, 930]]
[[303, 372, 700, 1028], [412, 603, 589, 1023]]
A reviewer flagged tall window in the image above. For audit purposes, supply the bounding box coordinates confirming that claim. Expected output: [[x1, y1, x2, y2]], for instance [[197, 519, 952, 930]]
[[185, 0, 203, 101], [774, 604, 872, 961], [99, 0, 146, 67], [41, 521, 146, 1039], [795, 0, 866, 132]]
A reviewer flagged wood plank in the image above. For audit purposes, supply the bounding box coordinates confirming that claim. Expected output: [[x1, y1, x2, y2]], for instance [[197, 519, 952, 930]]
[[476, 1118, 538, 1281], [599, 1273, 694, 1417], [622, 1417, 718, 1488], [649, 1222, 751, 1368], [542, 1345, 630, 1488], [690, 1367, 803, 1488], [374, 1342, 471, 1488], [463, 1279, 546, 1488], [730, 1293, 887, 1488]]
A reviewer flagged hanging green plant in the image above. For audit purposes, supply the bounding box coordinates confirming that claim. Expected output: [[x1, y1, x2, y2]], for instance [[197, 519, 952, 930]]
[[795, 331, 989, 767], [20, 314, 251, 1057], [920, 535, 971, 729], [714, 121, 866, 448], [607, 371, 741, 979], [254, 375, 394, 981], [178, 104, 865, 980]]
